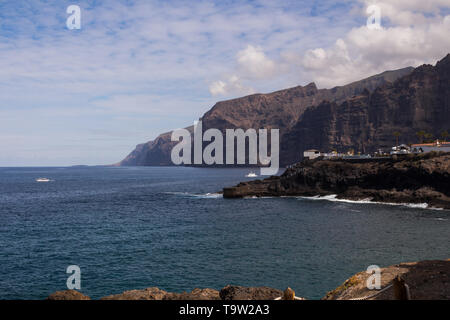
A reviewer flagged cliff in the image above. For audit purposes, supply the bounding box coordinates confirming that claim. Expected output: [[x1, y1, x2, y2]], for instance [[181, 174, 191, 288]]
[[118, 64, 417, 166], [281, 54, 450, 165], [223, 152, 450, 210]]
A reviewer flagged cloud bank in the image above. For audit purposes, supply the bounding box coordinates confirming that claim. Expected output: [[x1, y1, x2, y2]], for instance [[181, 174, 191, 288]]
[[211, 0, 450, 92], [0, 0, 448, 165]]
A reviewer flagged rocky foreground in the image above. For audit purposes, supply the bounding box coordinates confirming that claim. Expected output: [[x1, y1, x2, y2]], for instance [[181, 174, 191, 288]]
[[48, 260, 449, 300], [324, 260, 450, 300], [223, 152, 450, 210], [47, 285, 285, 301]]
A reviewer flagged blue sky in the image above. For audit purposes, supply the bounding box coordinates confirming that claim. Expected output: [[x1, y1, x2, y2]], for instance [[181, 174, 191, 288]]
[[0, 0, 449, 166]]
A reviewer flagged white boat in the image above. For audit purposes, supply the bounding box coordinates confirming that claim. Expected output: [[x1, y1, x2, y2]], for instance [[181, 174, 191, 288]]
[[36, 178, 51, 182], [245, 172, 258, 178]]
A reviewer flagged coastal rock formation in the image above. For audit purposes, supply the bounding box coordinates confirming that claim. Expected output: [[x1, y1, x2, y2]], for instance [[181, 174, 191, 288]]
[[323, 260, 450, 300], [163, 288, 220, 300], [46, 260, 449, 300], [100, 287, 220, 300], [219, 285, 283, 300], [48, 286, 283, 300], [223, 152, 450, 209], [100, 287, 168, 300], [46, 290, 91, 300], [118, 65, 416, 167], [281, 54, 450, 165]]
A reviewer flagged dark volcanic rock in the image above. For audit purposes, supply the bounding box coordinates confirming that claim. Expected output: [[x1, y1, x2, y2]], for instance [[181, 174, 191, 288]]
[[46, 290, 90, 300], [94, 286, 280, 300], [219, 285, 283, 300], [100, 287, 220, 300], [163, 288, 220, 300], [223, 152, 450, 209], [118, 65, 416, 166], [100, 287, 168, 300]]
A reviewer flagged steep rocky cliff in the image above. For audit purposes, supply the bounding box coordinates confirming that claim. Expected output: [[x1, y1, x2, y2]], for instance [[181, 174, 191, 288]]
[[223, 152, 450, 210], [118, 65, 416, 166], [281, 54, 450, 165]]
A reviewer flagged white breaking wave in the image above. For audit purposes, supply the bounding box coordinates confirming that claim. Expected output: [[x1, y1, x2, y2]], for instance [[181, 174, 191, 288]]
[[298, 194, 433, 209], [164, 192, 222, 199]]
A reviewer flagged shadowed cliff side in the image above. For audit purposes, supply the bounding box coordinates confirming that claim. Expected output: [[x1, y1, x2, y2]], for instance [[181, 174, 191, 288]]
[[118, 66, 415, 166], [281, 54, 450, 165]]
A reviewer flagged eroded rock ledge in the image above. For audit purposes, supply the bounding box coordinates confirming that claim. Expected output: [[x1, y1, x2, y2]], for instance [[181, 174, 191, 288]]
[[47, 285, 283, 301], [47, 260, 449, 300], [324, 259, 450, 300], [223, 152, 450, 210]]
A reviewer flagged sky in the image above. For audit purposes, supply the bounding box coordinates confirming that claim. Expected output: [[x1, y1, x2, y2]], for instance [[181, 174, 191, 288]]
[[0, 0, 449, 166]]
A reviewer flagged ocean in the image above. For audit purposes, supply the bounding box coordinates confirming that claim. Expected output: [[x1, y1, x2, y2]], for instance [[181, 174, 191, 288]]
[[0, 166, 448, 300]]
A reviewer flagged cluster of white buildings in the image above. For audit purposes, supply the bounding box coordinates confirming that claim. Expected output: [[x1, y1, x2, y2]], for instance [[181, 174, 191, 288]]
[[390, 140, 450, 155], [303, 149, 371, 160], [303, 140, 450, 160], [410, 140, 450, 153]]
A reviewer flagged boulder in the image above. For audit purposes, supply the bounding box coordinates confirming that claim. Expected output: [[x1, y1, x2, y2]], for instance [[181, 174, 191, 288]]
[[220, 285, 283, 300], [47, 290, 90, 300], [100, 287, 167, 300]]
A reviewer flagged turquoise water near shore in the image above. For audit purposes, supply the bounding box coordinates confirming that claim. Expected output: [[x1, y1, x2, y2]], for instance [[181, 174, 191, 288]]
[[0, 166, 449, 299]]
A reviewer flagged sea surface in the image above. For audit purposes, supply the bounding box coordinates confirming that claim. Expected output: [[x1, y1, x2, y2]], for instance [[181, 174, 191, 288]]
[[0, 166, 449, 300]]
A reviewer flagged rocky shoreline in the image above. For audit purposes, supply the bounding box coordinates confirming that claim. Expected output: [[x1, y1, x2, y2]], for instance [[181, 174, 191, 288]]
[[47, 285, 285, 301], [223, 152, 450, 210], [47, 260, 449, 300]]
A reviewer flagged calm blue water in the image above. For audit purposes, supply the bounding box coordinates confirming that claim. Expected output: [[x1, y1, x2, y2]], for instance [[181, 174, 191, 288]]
[[0, 166, 449, 300]]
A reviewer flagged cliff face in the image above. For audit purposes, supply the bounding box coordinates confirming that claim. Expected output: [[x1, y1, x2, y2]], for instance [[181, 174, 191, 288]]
[[118, 65, 416, 166], [223, 152, 450, 209], [281, 55, 450, 165]]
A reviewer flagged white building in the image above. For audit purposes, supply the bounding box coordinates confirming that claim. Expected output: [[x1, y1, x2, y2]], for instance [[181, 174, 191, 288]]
[[411, 140, 450, 153], [303, 149, 322, 159], [390, 144, 411, 155]]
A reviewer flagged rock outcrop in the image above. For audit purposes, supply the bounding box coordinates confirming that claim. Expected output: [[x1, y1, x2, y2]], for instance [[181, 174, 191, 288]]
[[46, 259, 449, 300], [219, 285, 283, 300], [223, 152, 450, 210], [281, 54, 450, 165], [100, 287, 169, 300], [118, 64, 418, 167], [323, 260, 450, 300], [48, 286, 283, 300], [46, 290, 91, 300]]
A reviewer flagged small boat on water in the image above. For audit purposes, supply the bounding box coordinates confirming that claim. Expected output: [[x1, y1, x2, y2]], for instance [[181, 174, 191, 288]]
[[36, 178, 51, 182], [245, 172, 258, 178]]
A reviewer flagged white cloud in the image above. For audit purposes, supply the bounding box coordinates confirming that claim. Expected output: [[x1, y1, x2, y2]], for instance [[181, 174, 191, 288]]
[[211, 0, 450, 92], [209, 75, 255, 97], [236, 45, 277, 79], [298, 0, 450, 87], [209, 45, 280, 96], [2, 0, 449, 165]]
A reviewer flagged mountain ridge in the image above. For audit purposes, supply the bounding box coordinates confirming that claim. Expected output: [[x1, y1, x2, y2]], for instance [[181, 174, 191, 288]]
[[119, 63, 419, 166]]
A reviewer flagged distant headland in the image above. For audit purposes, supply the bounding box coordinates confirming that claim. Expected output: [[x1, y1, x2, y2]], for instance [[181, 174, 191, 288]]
[[223, 152, 450, 210]]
